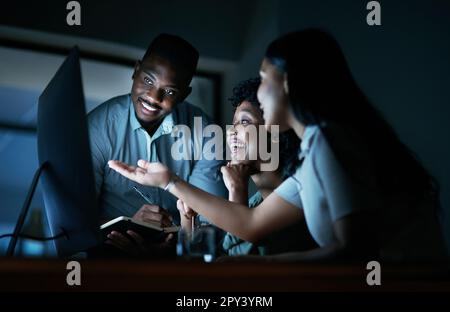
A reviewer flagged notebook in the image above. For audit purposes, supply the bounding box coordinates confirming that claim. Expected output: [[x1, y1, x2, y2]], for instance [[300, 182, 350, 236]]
[[100, 216, 180, 243]]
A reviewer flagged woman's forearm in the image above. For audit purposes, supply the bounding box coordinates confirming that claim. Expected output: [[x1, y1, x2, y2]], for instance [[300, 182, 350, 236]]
[[169, 178, 256, 241], [107, 160, 302, 244]]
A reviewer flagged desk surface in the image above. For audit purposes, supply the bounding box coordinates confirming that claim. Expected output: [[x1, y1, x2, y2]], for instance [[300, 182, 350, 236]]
[[1, 259, 450, 292]]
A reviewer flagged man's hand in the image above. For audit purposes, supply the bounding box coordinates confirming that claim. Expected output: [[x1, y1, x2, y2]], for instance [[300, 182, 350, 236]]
[[133, 204, 173, 228], [105, 230, 175, 257], [104, 204, 175, 257], [108, 159, 172, 189]]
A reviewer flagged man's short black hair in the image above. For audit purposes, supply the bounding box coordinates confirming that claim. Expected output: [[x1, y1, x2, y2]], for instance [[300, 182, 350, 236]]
[[143, 33, 199, 83], [228, 77, 262, 111]]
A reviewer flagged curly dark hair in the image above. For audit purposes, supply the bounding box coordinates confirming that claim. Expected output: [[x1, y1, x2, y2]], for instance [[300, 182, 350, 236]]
[[228, 77, 262, 111], [228, 78, 301, 176]]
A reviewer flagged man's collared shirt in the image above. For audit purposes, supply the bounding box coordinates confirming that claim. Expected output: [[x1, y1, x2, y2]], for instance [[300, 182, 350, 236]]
[[88, 94, 227, 223]]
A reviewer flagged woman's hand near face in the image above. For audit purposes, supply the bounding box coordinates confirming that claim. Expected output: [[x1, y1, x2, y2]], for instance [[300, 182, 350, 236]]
[[220, 162, 254, 204], [221, 162, 253, 191]]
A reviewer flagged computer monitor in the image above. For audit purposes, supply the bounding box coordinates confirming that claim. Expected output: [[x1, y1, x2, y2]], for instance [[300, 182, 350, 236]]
[[37, 46, 100, 257]]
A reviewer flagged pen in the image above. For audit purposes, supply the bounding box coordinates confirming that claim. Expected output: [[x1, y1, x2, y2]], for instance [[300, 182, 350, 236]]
[[132, 186, 179, 227], [132, 185, 152, 204], [191, 215, 195, 240]]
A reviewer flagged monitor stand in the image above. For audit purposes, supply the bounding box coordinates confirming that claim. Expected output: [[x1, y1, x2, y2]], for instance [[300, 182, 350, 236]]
[[6, 161, 48, 257]]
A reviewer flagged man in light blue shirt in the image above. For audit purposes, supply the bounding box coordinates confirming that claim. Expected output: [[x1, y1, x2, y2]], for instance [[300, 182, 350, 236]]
[[88, 34, 227, 255]]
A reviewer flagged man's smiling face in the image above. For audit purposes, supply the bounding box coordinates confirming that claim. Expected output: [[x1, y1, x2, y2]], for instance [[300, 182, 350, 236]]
[[131, 54, 191, 128]]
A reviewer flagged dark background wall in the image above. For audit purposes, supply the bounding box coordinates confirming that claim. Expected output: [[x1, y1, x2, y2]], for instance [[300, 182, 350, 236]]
[[1, 0, 449, 251], [0, 0, 257, 61]]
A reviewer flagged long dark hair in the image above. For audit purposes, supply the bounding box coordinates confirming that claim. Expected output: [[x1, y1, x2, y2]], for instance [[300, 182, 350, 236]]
[[265, 29, 439, 204]]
